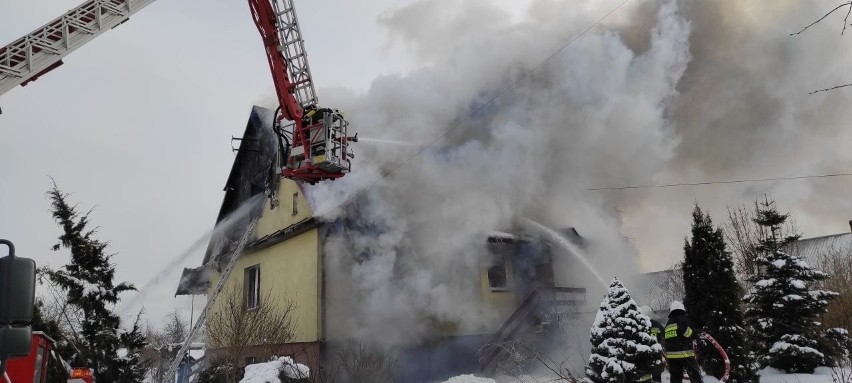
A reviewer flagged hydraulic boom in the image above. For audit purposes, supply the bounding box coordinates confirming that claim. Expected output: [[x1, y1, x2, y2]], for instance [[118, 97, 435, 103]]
[[248, 0, 357, 183]]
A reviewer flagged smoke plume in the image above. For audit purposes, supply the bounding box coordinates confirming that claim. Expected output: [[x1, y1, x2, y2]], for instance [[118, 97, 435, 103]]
[[291, 0, 852, 349], [305, 0, 693, 347]]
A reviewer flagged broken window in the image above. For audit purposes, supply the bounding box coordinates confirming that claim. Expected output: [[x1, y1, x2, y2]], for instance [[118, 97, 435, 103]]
[[244, 265, 261, 310], [488, 258, 509, 291]]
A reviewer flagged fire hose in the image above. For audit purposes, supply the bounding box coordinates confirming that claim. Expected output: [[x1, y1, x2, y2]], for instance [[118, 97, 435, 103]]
[[699, 332, 731, 383]]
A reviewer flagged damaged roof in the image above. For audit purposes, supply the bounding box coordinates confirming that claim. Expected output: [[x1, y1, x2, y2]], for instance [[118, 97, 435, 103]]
[[175, 105, 279, 296]]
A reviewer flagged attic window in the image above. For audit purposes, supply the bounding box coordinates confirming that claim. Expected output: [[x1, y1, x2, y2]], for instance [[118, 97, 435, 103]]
[[488, 259, 509, 291]]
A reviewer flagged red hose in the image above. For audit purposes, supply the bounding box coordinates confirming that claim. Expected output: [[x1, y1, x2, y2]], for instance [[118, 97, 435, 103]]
[[700, 332, 731, 383]]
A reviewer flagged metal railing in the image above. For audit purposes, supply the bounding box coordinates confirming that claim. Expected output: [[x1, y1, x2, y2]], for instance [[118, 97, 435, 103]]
[[0, 0, 158, 95]]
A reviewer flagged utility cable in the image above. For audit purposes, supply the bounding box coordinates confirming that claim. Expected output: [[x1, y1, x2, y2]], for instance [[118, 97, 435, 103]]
[[314, 0, 633, 217], [586, 172, 852, 191]]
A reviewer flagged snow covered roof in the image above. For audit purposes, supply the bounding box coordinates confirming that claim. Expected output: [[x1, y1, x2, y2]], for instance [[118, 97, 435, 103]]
[[786, 232, 852, 267], [486, 227, 582, 247]]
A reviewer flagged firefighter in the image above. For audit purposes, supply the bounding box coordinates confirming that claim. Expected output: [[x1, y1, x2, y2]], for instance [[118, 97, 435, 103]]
[[664, 300, 703, 383], [640, 305, 664, 383]]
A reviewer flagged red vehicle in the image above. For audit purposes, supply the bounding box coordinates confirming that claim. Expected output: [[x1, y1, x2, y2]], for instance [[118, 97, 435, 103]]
[[4, 332, 94, 383], [5, 332, 53, 383]]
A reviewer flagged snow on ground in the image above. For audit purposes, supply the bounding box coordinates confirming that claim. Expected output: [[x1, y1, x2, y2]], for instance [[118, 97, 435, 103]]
[[441, 375, 497, 383], [657, 368, 841, 383], [239, 356, 310, 383], [441, 368, 847, 383], [760, 367, 836, 383]]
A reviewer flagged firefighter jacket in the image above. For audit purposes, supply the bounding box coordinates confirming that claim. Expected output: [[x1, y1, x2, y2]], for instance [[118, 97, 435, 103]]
[[649, 319, 664, 345], [664, 310, 696, 359]]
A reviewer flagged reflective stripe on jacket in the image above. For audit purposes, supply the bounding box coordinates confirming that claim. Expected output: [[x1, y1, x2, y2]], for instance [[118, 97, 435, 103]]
[[663, 311, 695, 356], [664, 323, 693, 339], [649, 319, 664, 344], [665, 350, 696, 359]]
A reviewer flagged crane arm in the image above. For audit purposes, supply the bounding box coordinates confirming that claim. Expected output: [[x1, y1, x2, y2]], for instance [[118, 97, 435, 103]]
[[0, 0, 158, 96], [247, 0, 318, 122], [248, 0, 355, 184]]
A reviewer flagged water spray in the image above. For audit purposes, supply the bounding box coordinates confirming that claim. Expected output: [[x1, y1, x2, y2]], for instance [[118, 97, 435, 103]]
[[118, 194, 265, 315], [520, 218, 608, 288], [356, 137, 415, 146]]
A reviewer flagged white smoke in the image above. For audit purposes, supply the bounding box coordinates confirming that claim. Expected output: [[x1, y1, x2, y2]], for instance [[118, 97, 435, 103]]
[[305, 0, 692, 347], [616, 0, 852, 270]]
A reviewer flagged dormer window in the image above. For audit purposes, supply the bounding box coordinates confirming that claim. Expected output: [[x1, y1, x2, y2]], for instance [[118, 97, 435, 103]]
[[488, 258, 509, 291]]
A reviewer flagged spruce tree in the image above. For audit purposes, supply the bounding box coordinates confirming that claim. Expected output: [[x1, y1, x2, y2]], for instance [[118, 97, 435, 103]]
[[585, 278, 664, 383], [45, 184, 147, 382], [683, 205, 757, 382], [742, 199, 837, 373]]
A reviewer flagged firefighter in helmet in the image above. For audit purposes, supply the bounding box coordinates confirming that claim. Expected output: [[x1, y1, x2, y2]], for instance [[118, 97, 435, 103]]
[[664, 300, 703, 383]]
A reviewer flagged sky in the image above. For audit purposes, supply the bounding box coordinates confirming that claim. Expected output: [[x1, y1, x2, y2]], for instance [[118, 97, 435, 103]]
[[2, 0, 852, 330]]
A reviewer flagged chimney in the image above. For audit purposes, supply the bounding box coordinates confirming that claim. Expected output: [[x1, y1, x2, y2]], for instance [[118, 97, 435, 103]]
[[849, 220, 852, 233]]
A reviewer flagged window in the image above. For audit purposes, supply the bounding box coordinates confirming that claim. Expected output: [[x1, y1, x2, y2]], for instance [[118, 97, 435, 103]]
[[244, 265, 260, 310], [488, 259, 509, 291], [278, 145, 288, 169], [292, 193, 299, 216]]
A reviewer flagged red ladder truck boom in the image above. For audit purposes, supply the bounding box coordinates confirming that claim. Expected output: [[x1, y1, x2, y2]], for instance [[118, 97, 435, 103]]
[[248, 0, 357, 183]]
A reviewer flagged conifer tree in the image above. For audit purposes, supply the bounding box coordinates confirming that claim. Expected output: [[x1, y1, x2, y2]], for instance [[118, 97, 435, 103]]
[[45, 183, 147, 382], [586, 278, 664, 383], [683, 205, 757, 382], [743, 198, 837, 373]]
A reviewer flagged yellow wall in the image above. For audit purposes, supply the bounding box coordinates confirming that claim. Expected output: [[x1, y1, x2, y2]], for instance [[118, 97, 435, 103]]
[[256, 179, 314, 238], [479, 263, 517, 332], [209, 226, 322, 344], [431, 264, 520, 337]]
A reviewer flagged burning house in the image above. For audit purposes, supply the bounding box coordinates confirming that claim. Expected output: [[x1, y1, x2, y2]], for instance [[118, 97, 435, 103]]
[[176, 106, 598, 382]]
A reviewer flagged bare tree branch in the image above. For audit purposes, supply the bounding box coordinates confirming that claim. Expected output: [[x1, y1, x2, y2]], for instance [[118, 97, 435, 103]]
[[205, 286, 297, 382], [809, 82, 852, 94], [791, 2, 852, 36]]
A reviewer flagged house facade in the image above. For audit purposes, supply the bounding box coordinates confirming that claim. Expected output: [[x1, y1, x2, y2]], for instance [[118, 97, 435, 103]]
[[177, 106, 589, 381]]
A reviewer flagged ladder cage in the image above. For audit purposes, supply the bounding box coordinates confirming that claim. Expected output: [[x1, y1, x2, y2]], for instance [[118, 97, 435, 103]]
[[282, 110, 351, 175]]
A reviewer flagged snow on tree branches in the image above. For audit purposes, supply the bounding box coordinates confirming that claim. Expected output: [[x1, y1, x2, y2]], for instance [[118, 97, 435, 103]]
[[45, 183, 146, 382], [683, 205, 757, 382], [743, 199, 837, 373], [586, 277, 664, 383]]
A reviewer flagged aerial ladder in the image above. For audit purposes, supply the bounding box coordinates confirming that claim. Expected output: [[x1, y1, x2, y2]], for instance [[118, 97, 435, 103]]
[[248, 0, 357, 183], [0, 0, 157, 97], [0, 0, 356, 183]]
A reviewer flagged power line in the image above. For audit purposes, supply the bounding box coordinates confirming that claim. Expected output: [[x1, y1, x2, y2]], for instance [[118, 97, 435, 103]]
[[587, 172, 852, 191], [315, 0, 633, 216]]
